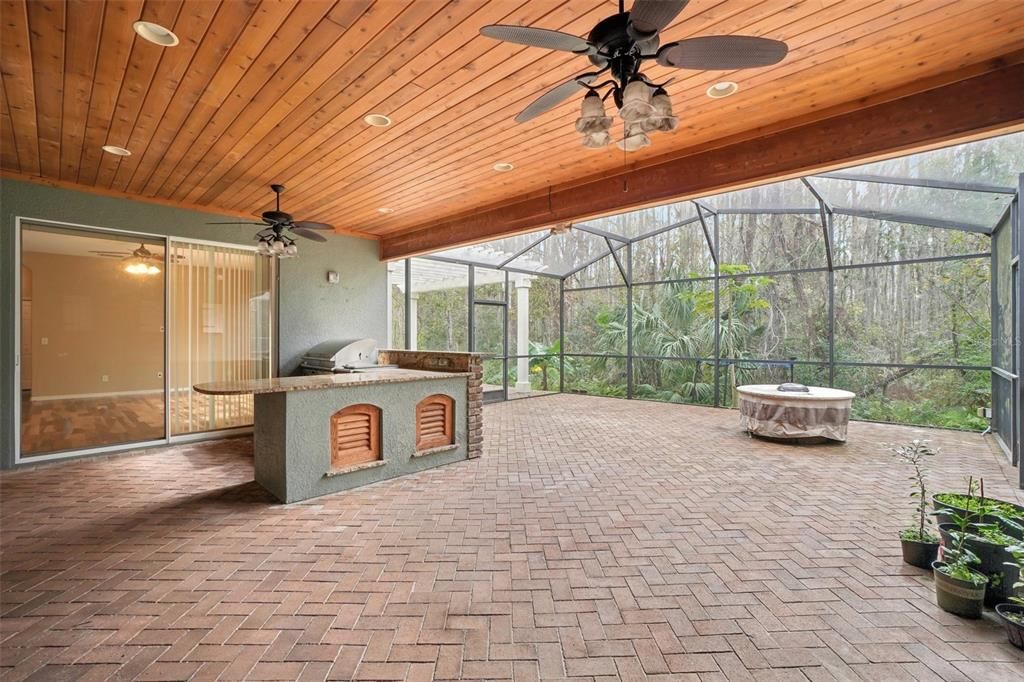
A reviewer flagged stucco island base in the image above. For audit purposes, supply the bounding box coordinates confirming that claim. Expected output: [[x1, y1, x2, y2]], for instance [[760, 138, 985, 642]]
[[196, 370, 472, 503]]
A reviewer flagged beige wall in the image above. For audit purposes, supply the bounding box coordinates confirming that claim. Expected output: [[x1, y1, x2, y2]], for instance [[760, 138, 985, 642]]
[[22, 251, 164, 398]]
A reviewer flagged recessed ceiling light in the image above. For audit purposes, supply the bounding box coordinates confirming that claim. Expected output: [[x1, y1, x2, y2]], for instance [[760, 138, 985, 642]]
[[706, 81, 739, 99], [377, 207, 394, 214], [364, 114, 392, 127], [101, 145, 131, 156], [493, 162, 515, 172], [133, 21, 179, 47]]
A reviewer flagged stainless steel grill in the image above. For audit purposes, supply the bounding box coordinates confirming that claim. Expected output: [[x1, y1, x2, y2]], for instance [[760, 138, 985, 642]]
[[297, 339, 397, 375]]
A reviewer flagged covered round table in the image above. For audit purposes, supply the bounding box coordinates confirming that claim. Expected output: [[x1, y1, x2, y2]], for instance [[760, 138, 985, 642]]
[[736, 384, 856, 442]]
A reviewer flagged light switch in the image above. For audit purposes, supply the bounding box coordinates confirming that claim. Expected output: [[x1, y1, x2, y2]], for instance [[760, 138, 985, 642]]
[[41, 337, 48, 345], [101, 375, 109, 383]]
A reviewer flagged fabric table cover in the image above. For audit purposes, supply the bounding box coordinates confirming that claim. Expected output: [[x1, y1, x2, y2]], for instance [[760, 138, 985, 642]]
[[736, 384, 856, 442]]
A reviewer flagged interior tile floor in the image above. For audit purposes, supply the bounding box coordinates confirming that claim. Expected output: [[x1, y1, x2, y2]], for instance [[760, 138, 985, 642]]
[[19, 392, 252, 456], [2, 394, 1022, 681]]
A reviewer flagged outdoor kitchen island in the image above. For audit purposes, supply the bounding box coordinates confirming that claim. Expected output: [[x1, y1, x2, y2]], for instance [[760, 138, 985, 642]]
[[194, 351, 484, 503]]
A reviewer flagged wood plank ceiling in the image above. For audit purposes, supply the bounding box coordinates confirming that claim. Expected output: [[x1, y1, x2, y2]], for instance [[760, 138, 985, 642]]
[[2, 0, 1024, 250]]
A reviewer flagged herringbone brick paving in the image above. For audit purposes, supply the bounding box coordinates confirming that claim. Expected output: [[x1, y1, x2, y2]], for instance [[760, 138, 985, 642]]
[[2, 394, 1023, 681]]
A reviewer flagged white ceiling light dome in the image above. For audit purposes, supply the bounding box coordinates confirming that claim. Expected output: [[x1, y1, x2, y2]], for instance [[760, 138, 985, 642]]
[[706, 81, 739, 98], [133, 21, 179, 47], [101, 145, 131, 156], [364, 113, 392, 127]]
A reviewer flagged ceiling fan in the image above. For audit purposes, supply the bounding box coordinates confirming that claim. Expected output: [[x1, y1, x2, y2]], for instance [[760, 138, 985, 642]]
[[207, 184, 333, 257], [480, 0, 788, 150], [90, 243, 177, 275]]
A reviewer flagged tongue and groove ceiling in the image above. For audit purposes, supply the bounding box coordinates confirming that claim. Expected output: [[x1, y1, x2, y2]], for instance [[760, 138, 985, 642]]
[[2, 0, 1023, 251]]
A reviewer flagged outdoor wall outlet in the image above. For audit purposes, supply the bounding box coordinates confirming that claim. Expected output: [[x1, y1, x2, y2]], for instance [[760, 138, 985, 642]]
[[101, 375, 109, 383], [326, 271, 340, 284]]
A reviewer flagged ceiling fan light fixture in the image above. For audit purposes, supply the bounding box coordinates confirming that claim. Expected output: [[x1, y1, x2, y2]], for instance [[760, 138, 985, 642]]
[[618, 79, 655, 123], [617, 121, 651, 152], [581, 130, 612, 149], [133, 21, 179, 47], [101, 145, 131, 156], [643, 87, 678, 133], [364, 113, 392, 127], [575, 91, 613, 135], [706, 81, 739, 98]]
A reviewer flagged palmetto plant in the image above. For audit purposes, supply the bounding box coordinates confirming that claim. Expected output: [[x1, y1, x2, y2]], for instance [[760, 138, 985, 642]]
[[528, 340, 565, 391], [624, 266, 774, 402]]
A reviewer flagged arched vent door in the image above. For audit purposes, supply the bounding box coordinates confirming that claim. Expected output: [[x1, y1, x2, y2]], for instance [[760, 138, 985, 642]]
[[330, 404, 381, 470], [416, 395, 454, 451]]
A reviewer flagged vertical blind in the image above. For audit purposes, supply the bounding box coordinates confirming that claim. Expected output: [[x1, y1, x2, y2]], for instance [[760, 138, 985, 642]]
[[169, 241, 273, 435]]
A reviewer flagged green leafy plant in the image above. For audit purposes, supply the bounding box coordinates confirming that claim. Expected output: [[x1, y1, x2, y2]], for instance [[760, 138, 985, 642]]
[[935, 477, 987, 585], [1003, 544, 1024, 624], [890, 440, 938, 543], [527, 340, 563, 391]]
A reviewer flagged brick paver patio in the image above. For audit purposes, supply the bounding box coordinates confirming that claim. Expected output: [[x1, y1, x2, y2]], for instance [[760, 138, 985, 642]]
[[2, 394, 1023, 681]]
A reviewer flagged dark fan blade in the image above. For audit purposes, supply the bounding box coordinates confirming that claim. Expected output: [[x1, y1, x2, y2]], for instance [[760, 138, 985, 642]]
[[292, 228, 328, 243], [516, 75, 594, 123], [480, 24, 591, 53], [656, 35, 788, 69], [293, 220, 333, 231], [207, 221, 263, 225], [629, 0, 688, 35]]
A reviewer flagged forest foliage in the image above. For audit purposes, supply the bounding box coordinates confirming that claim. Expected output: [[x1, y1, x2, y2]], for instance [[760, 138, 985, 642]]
[[390, 135, 1021, 432]]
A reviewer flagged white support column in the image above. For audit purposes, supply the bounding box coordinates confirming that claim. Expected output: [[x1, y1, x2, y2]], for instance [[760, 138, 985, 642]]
[[408, 293, 419, 351], [514, 277, 531, 391]]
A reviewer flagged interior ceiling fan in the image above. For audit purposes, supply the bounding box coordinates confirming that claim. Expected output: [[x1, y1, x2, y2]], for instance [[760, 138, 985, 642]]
[[90, 243, 176, 275], [208, 184, 333, 257], [480, 0, 788, 150]]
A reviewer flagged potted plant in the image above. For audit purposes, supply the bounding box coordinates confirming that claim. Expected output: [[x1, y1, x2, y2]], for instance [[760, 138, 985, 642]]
[[932, 478, 989, 618], [890, 440, 940, 568], [933, 487, 1024, 539], [995, 543, 1024, 649]]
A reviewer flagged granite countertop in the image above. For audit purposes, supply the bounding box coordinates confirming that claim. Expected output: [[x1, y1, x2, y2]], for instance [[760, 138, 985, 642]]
[[194, 368, 470, 396]]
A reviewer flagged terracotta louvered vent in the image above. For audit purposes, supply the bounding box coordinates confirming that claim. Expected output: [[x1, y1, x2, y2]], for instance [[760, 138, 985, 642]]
[[330, 404, 381, 470], [416, 394, 454, 451]]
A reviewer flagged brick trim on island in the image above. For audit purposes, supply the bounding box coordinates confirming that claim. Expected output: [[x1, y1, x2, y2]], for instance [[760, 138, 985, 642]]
[[378, 350, 485, 459]]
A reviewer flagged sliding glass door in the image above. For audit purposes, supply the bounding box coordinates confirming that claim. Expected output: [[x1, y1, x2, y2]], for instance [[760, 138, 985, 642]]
[[168, 240, 274, 436], [17, 221, 275, 461], [19, 223, 166, 456]]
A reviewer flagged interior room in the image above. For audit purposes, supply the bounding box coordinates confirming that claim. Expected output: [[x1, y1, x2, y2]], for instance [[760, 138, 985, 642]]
[[1, 1, 1023, 680]]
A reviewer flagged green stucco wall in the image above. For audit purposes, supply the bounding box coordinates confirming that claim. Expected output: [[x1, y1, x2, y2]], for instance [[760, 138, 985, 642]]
[[0, 178, 387, 468]]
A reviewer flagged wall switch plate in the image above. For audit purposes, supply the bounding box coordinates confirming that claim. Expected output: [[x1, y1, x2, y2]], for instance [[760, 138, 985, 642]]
[[326, 271, 340, 284], [101, 375, 109, 382], [40, 337, 48, 345]]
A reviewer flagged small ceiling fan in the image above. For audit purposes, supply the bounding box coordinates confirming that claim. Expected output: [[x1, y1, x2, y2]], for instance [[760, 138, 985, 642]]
[[480, 0, 788, 149], [90, 243, 175, 275], [208, 184, 333, 257]]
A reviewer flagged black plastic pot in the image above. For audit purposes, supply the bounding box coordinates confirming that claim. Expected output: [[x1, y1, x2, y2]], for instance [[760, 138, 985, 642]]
[[995, 603, 1024, 649], [936, 523, 1017, 607], [932, 494, 1024, 539], [900, 537, 939, 569], [932, 560, 988, 619]]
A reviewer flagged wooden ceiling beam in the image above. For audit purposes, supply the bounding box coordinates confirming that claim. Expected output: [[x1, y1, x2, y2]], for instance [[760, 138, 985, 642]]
[[380, 62, 1024, 260]]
